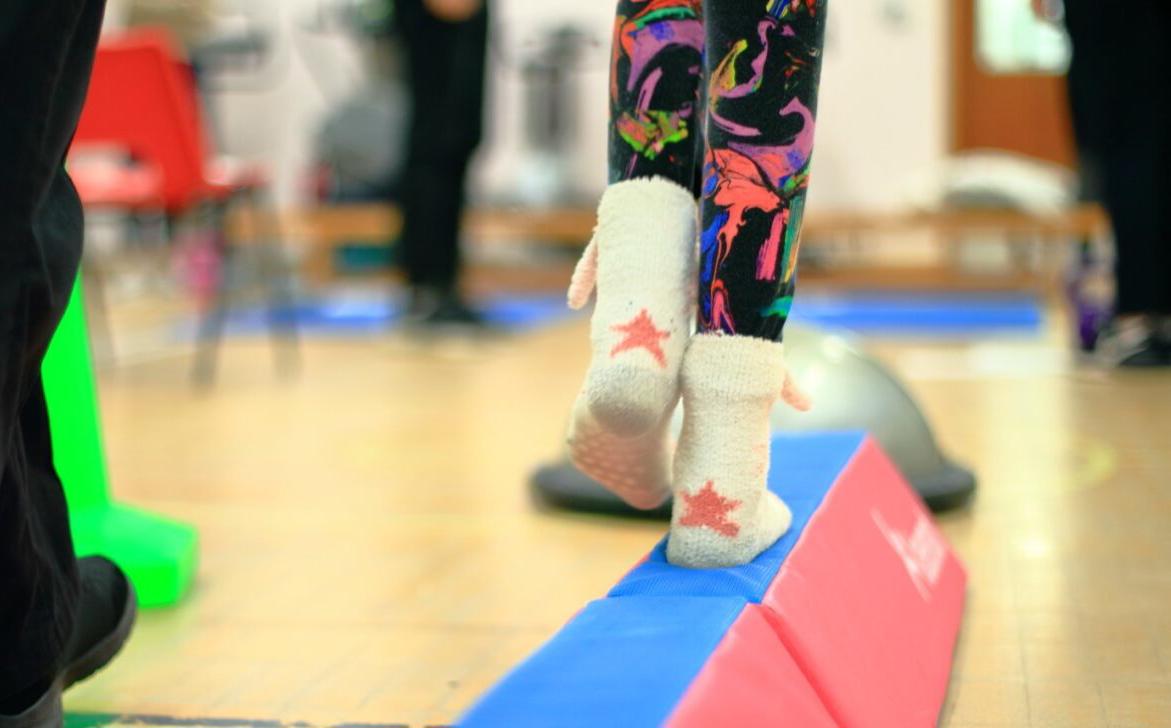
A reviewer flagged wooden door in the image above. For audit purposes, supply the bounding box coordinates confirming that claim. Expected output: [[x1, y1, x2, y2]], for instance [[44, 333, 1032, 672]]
[[950, 0, 1076, 166]]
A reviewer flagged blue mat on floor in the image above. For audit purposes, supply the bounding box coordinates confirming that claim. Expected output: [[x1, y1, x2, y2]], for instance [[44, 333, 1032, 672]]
[[788, 292, 1042, 336], [183, 291, 1040, 339], [184, 291, 579, 336]]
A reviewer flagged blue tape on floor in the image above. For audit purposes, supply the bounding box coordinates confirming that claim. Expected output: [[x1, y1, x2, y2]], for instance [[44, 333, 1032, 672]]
[[181, 291, 578, 337], [610, 431, 866, 602], [185, 291, 1039, 339], [789, 292, 1043, 336], [460, 596, 749, 728]]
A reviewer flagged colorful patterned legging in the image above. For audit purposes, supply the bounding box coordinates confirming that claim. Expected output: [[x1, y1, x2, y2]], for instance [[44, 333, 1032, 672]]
[[609, 0, 827, 342]]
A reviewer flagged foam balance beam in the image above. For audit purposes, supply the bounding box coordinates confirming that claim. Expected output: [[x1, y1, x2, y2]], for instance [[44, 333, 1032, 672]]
[[460, 432, 966, 727]]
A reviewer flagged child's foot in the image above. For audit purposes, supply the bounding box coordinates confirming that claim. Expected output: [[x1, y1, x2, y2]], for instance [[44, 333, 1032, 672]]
[[667, 333, 809, 568], [566, 177, 697, 509], [567, 396, 672, 510]]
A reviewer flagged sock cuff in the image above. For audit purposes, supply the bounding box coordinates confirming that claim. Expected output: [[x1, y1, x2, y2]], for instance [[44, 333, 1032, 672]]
[[591, 177, 699, 289], [599, 176, 696, 214], [595, 178, 696, 255], [681, 333, 789, 400]]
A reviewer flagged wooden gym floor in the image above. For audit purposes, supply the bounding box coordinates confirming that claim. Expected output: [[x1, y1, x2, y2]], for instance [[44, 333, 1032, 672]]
[[63, 290, 1171, 728]]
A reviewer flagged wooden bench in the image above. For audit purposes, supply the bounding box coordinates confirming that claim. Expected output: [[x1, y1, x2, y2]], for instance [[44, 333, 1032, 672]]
[[257, 202, 1110, 288]]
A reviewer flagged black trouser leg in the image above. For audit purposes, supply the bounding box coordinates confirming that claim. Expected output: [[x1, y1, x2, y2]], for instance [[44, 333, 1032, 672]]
[[396, 0, 488, 290], [0, 0, 106, 699], [1065, 1, 1171, 315], [399, 155, 471, 288]]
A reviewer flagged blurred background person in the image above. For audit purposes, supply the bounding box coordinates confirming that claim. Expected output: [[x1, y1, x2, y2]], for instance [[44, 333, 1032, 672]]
[[393, 0, 492, 329], [1044, 0, 1171, 365]]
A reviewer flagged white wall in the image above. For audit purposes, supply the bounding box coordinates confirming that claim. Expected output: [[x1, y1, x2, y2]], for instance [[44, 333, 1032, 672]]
[[479, 0, 951, 213], [810, 0, 950, 212], [472, 0, 614, 204], [110, 0, 950, 213], [211, 0, 369, 207]]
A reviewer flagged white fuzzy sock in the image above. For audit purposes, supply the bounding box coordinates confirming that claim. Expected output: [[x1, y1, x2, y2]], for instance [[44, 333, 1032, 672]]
[[566, 177, 697, 509], [667, 333, 808, 568], [567, 396, 673, 510]]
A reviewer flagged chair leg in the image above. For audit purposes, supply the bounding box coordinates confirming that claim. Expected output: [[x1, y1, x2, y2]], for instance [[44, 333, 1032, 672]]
[[250, 186, 300, 378], [191, 207, 230, 386], [191, 287, 228, 385], [81, 250, 115, 368]]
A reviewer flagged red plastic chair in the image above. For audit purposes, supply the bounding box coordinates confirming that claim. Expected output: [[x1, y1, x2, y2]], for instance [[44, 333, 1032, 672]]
[[72, 27, 297, 382], [68, 150, 164, 211]]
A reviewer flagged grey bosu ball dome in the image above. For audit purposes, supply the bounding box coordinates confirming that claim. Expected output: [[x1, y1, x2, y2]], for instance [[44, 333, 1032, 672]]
[[532, 325, 976, 517]]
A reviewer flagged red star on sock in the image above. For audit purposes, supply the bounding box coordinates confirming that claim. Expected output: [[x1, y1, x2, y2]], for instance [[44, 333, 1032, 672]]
[[679, 481, 741, 537], [610, 309, 670, 368]]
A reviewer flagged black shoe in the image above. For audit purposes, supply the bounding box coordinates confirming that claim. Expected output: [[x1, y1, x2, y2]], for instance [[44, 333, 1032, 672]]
[[1156, 316, 1171, 363], [0, 680, 58, 728], [404, 285, 443, 322], [405, 286, 495, 334], [424, 294, 489, 327], [1098, 316, 1168, 368], [63, 556, 137, 687], [0, 557, 137, 728]]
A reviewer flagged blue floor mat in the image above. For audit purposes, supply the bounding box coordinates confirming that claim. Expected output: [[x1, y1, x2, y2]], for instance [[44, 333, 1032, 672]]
[[183, 290, 1041, 339], [788, 292, 1043, 336], [183, 291, 580, 337]]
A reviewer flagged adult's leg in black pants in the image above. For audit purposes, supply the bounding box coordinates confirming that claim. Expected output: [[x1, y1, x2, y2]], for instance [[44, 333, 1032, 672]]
[[1, 0, 135, 723], [1064, 1, 1171, 363], [395, 0, 489, 324]]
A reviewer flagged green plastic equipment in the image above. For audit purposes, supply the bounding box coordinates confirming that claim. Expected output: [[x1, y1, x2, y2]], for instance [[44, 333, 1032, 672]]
[[42, 279, 198, 607]]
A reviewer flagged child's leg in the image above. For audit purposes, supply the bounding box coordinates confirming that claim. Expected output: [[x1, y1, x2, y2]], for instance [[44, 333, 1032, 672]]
[[669, 0, 826, 567], [608, 0, 706, 190], [566, 1, 706, 509]]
